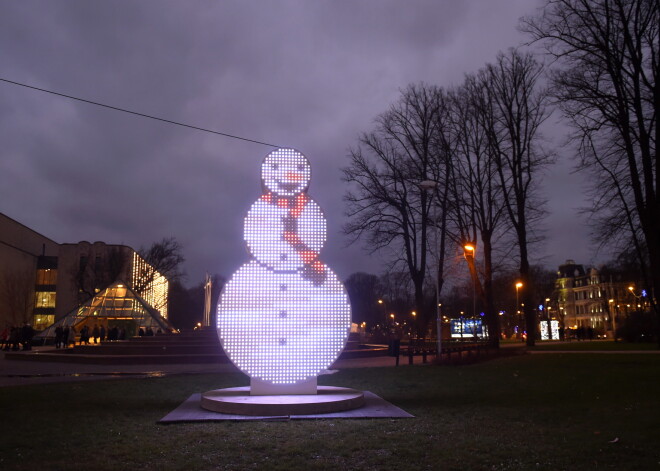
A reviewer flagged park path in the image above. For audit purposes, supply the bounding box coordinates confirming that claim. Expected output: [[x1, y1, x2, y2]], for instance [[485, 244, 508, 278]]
[[5, 343, 657, 387], [0, 348, 407, 388], [529, 350, 660, 354]]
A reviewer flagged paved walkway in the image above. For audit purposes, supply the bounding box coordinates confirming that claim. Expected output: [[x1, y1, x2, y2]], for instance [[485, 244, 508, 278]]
[[0, 347, 409, 388], [6, 342, 654, 388], [529, 349, 660, 354]]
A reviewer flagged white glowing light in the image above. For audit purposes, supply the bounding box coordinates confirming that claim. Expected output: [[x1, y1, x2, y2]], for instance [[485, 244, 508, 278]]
[[540, 320, 560, 340], [217, 148, 351, 385]]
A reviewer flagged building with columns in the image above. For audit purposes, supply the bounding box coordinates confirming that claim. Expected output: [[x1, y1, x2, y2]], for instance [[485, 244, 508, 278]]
[[554, 259, 641, 336]]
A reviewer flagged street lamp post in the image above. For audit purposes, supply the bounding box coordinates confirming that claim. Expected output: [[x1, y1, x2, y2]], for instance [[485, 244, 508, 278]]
[[608, 299, 617, 339], [411, 311, 417, 337], [420, 180, 442, 358], [515, 282, 523, 340], [544, 297, 551, 340], [377, 299, 387, 330], [463, 243, 476, 319]]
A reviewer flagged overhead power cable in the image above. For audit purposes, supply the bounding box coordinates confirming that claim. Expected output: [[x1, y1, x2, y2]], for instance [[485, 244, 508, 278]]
[[0, 77, 279, 148]]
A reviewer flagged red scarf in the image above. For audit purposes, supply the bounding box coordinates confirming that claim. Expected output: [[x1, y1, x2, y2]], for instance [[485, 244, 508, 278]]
[[261, 192, 327, 285]]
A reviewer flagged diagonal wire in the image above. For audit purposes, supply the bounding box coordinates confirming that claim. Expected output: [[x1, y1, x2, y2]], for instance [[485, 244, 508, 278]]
[[0, 77, 280, 148]]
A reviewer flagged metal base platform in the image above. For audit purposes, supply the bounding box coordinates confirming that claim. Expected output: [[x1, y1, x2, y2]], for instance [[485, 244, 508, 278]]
[[200, 386, 365, 416]]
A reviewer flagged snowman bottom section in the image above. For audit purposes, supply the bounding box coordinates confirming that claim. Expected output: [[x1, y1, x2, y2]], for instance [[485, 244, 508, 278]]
[[217, 261, 351, 384]]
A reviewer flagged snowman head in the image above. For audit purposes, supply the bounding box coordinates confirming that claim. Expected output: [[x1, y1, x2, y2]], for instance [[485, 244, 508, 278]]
[[262, 148, 311, 196]]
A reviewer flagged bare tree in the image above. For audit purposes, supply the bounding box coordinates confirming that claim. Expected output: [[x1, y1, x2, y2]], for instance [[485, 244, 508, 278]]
[[343, 84, 453, 332], [483, 49, 553, 346], [133, 237, 185, 311], [0, 270, 35, 325], [344, 272, 383, 328], [71, 247, 129, 306], [523, 0, 659, 341], [446, 73, 511, 347]]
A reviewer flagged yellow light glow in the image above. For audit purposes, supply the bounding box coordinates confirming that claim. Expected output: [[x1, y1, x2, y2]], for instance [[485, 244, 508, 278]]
[[130, 253, 168, 319], [464, 244, 475, 252], [515, 282, 523, 289]]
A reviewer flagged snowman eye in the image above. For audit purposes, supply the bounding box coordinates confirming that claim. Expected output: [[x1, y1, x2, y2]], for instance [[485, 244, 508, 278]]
[[271, 163, 279, 170]]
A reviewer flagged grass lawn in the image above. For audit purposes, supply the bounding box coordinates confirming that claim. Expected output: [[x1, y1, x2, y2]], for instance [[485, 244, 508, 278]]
[[1, 354, 659, 470], [530, 340, 659, 351]]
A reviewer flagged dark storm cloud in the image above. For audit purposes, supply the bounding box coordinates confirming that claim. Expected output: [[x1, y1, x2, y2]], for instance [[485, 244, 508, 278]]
[[0, 0, 592, 284]]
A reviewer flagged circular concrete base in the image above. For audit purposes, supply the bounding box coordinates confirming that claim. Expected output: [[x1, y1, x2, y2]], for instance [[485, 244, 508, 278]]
[[200, 386, 365, 416]]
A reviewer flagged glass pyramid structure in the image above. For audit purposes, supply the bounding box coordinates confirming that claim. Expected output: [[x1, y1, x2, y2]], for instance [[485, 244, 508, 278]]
[[38, 281, 173, 338]]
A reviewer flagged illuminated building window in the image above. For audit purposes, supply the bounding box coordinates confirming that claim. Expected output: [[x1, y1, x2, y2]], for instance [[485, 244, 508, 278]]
[[35, 291, 56, 309], [33, 315, 54, 331], [36, 268, 57, 285]]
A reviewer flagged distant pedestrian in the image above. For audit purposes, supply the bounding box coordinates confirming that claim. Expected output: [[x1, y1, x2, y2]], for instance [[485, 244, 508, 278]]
[[80, 325, 89, 345], [68, 326, 76, 347], [62, 326, 70, 348], [100, 325, 106, 342], [21, 324, 34, 351], [92, 325, 100, 344], [1, 325, 10, 350], [55, 326, 64, 348], [9, 326, 20, 351]]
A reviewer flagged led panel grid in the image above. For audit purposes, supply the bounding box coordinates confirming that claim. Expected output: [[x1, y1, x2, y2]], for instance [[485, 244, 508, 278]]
[[217, 148, 351, 385]]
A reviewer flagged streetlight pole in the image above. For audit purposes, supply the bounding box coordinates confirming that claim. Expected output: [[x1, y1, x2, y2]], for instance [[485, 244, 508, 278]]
[[463, 242, 476, 319], [545, 297, 551, 340], [420, 180, 442, 357], [515, 282, 523, 340], [608, 299, 617, 339], [378, 298, 385, 328]]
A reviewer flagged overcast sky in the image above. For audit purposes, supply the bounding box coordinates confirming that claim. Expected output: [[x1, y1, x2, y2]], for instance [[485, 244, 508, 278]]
[[0, 1, 596, 286]]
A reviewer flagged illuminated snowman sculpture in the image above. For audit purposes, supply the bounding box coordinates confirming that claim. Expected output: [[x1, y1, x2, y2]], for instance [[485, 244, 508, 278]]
[[217, 148, 351, 395]]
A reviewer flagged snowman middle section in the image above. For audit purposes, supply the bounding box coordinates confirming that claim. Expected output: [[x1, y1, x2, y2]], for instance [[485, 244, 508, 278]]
[[245, 193, 326, 273]]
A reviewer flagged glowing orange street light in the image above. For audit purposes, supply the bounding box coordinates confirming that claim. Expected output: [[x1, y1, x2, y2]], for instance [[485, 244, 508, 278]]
[[463, 242, 477, 317], [378, 299, 384, 304], [390, 313, 395, 319], [515, 282, 523, 314]]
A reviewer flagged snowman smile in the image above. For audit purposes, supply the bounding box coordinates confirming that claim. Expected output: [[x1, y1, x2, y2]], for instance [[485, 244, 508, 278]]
[[275, 180, 301, 193]]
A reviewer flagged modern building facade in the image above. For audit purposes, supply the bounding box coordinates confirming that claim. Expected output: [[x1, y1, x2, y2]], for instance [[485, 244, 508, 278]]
[[554, 259, 639, 335], [0, 212, 168, 330]]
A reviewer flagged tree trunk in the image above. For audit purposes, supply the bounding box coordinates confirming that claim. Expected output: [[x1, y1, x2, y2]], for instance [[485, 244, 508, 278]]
[[482, 235, 499, 347], [520, 249, 536, 347]]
